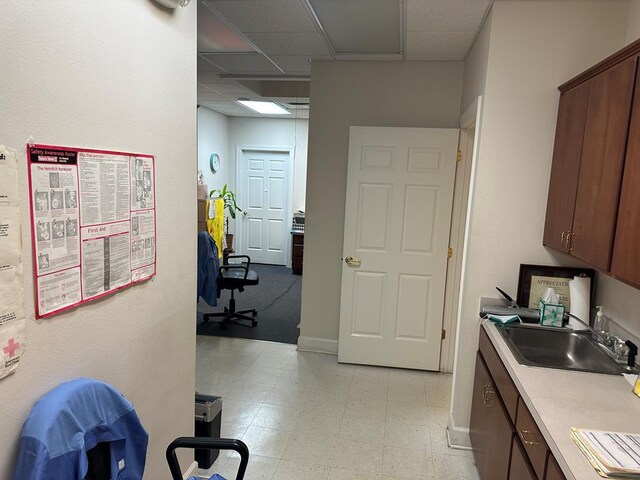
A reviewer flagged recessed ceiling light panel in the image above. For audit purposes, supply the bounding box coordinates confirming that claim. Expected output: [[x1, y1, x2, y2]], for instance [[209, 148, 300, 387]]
[[237, 100, 291, 115]]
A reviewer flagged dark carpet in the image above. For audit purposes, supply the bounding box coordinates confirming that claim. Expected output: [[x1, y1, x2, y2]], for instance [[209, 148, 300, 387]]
[[196, 264, 302, 345]]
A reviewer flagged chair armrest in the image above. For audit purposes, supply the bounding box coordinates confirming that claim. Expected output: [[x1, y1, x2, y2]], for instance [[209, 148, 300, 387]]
[[219, 264, 249, 281], [226, 255, 251, 268], [166, 437, 249, 480]]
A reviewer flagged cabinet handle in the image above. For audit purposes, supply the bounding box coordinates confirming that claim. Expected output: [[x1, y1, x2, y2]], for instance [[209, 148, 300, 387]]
[[568, 232, 574, 252], [520, 430, 540, 446], [561, 231, 567, 248], [482, 385, 494, 407]]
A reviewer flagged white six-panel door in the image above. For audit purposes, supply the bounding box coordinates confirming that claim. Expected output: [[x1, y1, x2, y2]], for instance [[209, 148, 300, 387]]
[[338, 127, 459, 371], [240, 149, 291, 265]]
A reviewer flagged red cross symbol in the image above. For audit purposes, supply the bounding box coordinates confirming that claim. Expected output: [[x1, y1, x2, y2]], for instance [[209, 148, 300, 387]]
[[3, 338, 20, 358]]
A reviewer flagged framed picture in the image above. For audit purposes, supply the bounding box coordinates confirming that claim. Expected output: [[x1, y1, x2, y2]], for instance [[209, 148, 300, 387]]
[[516, 264, 596, 311]]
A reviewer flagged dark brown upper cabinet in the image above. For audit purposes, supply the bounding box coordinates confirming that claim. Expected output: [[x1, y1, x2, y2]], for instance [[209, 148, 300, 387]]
[[611, 62, 640, 286], [544, 38, 640, 288]]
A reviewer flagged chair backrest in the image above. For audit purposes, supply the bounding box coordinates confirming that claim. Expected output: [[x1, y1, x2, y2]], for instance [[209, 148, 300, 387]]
[[14, 378, 148, 480]]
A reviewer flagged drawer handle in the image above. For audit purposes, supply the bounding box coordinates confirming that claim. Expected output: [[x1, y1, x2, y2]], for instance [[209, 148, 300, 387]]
[[520, 430, 540, 446], [482, 385, 494, 407], [561, 231, 567, 248]]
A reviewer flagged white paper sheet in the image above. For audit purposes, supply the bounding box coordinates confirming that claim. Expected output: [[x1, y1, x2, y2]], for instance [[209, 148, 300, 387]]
[[0, 318, 26, 380], [0, 146, 19, 208], [0, 267, 25, 327], [0, 207, 22, 271]]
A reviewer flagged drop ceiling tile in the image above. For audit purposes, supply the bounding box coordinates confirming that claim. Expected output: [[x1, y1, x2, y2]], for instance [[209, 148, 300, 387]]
[[269, 55, 314, 73], [406, 31, 475, 60], [200, 53, 282, 73], [207, 0, 317, 33], [197, 70, 225, 83], [197, 90, 231, 101], [245, 32, 331, 55], [407, 0, 490, 33], [199, 81, 257, 96], [198, 55, 226, 72]]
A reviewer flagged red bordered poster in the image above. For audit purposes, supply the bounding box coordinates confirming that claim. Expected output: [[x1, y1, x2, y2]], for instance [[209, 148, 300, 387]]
[[27, 144, 157, 319]]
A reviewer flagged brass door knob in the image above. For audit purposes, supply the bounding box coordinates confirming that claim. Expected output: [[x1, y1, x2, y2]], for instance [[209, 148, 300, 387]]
[[345, 256, 361, 267]]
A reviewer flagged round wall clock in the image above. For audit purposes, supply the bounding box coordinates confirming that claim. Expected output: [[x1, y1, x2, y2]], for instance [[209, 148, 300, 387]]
[[209, 153, 220, 173]]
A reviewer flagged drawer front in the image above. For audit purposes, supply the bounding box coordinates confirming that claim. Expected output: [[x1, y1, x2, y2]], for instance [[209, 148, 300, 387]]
[[516, 397, 549, 479], [510, 436, 537, 480], [292, 257, 303, 274], [545, 453, 566, 480], [293, 244, 304, 258], [479, 328, 519, 422], [293, 234, 304, 245]]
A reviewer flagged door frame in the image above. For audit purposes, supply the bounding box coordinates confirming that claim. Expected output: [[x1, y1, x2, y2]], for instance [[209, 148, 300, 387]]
[[440, 97, 483, 373], [234, 145, 294, 266]]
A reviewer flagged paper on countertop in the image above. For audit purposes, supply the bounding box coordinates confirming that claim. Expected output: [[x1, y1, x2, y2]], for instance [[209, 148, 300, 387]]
[[571, 428, 640, 477], [624, 373, 637, 387], [0, 146, 19, 208]]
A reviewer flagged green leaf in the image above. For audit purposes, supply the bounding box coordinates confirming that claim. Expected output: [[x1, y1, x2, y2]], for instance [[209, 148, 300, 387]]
[[229, 206, 236, 219]]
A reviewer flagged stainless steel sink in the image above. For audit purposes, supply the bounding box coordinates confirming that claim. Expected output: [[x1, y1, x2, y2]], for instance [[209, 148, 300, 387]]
[[497, 324, 622, 375]]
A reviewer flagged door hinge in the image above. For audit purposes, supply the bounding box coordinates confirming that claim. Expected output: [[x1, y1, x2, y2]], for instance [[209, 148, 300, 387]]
[[447, 247, 453, 258], [441, 329, 446, 340], [456, 150, 462, 162]]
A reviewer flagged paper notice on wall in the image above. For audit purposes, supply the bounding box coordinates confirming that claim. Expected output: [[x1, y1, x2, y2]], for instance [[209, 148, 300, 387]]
[[0, 318, 26, 380], [28, 145, 156, 318], [0, 267, 25, 327], [81, 221, 132, 300], [0, 147, 19, 207], [131, 156, 155, 211], [36, 267, 82, 316], [0, 207, 22, 271]]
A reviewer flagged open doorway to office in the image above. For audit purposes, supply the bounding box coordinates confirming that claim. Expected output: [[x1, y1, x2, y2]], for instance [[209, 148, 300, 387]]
[[196, 113, 308, 346]]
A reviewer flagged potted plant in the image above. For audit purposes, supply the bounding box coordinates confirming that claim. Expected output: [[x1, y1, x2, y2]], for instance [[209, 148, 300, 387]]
[[210, 184, 245, 251]]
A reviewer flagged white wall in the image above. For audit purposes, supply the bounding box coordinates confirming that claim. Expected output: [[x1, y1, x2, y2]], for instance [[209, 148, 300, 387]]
[[300, 61, 464, 347], [198, 107, 230, 193], [627, 0, 640, 43], [228, 117, 309, 213], [449, 0, 629, 445], [0, 2, 196, 478], [460, 10, 492, 115]]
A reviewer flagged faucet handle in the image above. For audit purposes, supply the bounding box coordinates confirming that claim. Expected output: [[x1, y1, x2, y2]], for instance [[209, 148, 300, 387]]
[[625, 341, 638, 370]]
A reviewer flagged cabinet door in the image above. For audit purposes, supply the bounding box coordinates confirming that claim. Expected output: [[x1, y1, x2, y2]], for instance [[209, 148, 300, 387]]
[[543, 83, 590, 252], [470, 353, 514, 480], [571, 56, 637, 270], [509, 437, 537, 480], [612, 61, 640, 287], [545, 454, 567, 480]]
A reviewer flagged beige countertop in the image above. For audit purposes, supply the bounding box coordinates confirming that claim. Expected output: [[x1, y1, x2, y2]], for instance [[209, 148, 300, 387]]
[[482, 320, 640, 480]]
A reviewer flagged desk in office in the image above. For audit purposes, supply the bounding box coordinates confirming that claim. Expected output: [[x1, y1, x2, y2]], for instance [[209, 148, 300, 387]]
[[291, 232, 303, 274]]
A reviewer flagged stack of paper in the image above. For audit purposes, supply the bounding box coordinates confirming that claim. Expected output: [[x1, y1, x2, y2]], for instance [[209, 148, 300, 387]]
[[571, 428, 640, 478]]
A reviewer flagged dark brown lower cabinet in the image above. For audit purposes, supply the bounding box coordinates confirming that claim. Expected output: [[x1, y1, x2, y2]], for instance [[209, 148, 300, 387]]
[[510, 436, 537, 480], [470, 353, 514, 480], [472, 329, 567, 480]]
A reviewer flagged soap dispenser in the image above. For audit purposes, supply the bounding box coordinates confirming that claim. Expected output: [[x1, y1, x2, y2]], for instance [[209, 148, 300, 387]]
[[594, 306, 608, 334]]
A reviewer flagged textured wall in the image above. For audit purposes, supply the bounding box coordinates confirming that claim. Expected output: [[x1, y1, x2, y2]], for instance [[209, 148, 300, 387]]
[[0, 1, 196, 477]]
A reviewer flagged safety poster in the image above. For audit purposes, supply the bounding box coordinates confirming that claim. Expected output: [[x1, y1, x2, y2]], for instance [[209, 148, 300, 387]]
[[27, 144, 156, 318]]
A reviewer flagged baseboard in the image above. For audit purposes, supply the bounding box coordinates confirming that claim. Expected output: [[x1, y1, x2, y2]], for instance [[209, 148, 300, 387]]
[[183, 461, 198, 479], [447, 414, 472, 449], [297, 336, 338, 355]]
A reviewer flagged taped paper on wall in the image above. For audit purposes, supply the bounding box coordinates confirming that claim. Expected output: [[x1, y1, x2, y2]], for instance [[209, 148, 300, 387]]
[[0, 207, 22, 272], [27, 144, 156, 318], [0, 267, 25, 327], [0, 147, 19, 207], [0, 319, 26, 380]]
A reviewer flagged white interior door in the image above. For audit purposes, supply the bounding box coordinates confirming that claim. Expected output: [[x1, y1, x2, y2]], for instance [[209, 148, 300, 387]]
[[240, 149, 291, 265], [338, 126, 459, 371]]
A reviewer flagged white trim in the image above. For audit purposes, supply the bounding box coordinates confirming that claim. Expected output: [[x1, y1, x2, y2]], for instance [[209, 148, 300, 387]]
[[297, 336, 338, 355], [439, 97, 482, 373], [182, 461, 198, 479], [447, 414, 472, 448], [235, 145, 295, 266], [449, 96, 484, 416]]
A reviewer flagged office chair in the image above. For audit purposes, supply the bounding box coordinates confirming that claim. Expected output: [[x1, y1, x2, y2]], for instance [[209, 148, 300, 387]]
[[203, 254, 260, 328], [198, 232, 259, 328]]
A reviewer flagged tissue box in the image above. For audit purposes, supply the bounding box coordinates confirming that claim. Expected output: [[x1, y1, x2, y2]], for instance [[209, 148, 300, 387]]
[[539, 301, 565, 327]]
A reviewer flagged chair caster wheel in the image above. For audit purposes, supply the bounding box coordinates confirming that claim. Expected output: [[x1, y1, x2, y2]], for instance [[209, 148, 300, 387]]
[[251, 320, 257, 327]]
